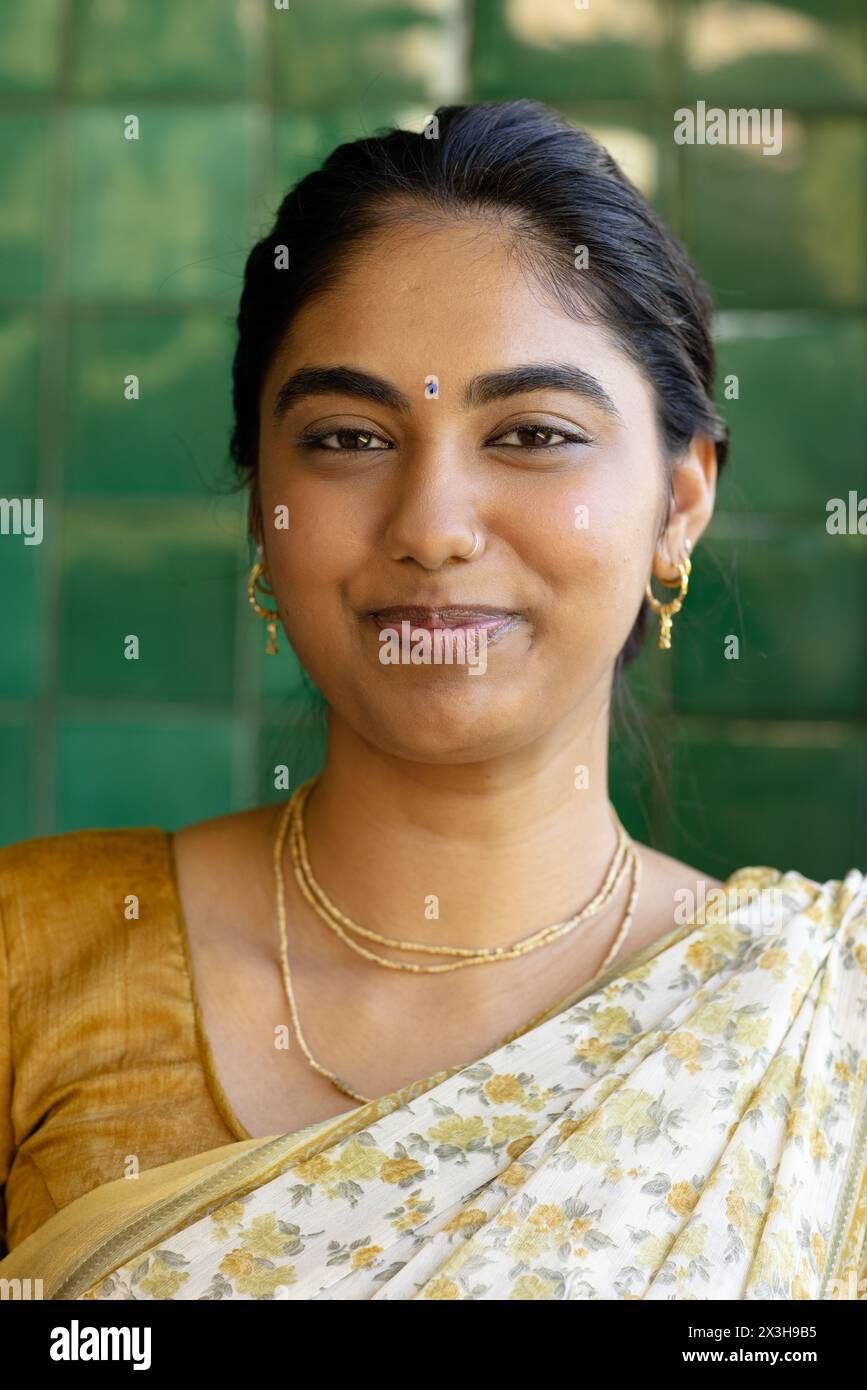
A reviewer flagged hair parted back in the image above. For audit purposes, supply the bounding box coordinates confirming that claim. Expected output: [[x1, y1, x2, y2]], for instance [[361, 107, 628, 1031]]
[[230, 98, 729, 670]]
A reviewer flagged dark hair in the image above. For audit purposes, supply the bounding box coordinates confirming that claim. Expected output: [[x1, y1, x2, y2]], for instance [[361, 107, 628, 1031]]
[[231, 99, 729, 672]]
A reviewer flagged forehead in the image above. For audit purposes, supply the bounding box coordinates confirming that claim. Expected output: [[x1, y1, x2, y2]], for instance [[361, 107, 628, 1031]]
[[264, 219, 649, 412]]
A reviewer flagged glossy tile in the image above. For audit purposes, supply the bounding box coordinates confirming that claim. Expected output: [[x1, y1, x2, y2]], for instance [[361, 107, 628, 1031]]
[[669, 727, 866, 881], [65, 311, 237, 494], [67, 107, 262, 301], [71, 0, 259, 96], [683, 117, 867, 308], [0, 723, 33, 846], [269, 0, 464, 109], [0, 536, 41, 697], [56, 715, 235, 832], [0, 0, 61, 94], [681, 0, 867, 111], [0, 114, 51, 298], [474, 0, 669, 101], [59, 503, 241, 701], [714, 314, 867, 512], [671, 528, 867, 719], [0, 310, 42, 494]]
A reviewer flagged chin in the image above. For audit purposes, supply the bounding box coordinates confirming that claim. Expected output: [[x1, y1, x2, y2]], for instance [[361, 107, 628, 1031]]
[[352, 678, 538, 764]]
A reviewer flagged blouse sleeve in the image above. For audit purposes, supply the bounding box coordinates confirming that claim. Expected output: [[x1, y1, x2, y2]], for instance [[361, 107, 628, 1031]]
[[0, 887, 13, 1260]]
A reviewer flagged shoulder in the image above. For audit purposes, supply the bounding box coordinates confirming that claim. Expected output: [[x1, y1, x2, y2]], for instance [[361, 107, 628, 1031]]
[[638, 844, 867, 920], [717, 864, 867, 948], [0, 826, 175, 975], [169, 803, 282, 951], [170, 803, 279, 861], [626, 843, 723, 954], [0, 824, 171, 902], [635, 842, 723, 893], [723, 863, 867, 909]]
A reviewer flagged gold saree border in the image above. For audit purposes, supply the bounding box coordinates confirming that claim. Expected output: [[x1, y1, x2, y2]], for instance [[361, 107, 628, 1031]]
[[54, 1133, 320, 1300], [822, 1055, 867, 1298], [819, 884, 867, 1300]]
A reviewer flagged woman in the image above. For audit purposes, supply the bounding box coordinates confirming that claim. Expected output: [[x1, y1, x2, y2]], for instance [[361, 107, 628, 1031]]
[[1, 101, 865, 1301]]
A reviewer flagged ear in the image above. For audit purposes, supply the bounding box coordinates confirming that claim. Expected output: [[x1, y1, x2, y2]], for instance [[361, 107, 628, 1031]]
[[652, 434, 718, 581], [248, 486, 264, 557]]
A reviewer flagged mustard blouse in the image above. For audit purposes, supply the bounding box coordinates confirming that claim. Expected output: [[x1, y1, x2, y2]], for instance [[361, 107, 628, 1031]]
[[0, 828, 252, 1256]]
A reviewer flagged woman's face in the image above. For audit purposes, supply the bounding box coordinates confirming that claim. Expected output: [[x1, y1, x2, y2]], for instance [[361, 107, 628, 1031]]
[[257, 219, 711, 764]]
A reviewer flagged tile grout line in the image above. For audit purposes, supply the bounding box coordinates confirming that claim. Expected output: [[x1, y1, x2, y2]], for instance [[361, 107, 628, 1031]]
[[32, 0, 77, 837]]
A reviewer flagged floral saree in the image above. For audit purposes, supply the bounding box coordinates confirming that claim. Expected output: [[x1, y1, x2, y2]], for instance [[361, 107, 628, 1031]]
[[2, 865, 866, 1301]]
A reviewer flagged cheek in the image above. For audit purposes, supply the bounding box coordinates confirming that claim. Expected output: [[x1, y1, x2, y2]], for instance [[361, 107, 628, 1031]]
[[511, 460, 661, 618], [258, 463, 365, 602]]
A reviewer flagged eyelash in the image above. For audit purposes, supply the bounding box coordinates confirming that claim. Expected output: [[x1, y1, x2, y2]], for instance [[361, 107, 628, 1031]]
[[295, 423, 593, 454]]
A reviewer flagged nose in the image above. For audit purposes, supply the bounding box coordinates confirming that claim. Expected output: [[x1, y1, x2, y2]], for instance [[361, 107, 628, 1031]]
[[382, 449, 483, 570]]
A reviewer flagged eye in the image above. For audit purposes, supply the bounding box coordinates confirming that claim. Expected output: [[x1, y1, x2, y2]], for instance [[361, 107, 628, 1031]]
[[297, 427, 393, 452], [487, 423, 591, 449]]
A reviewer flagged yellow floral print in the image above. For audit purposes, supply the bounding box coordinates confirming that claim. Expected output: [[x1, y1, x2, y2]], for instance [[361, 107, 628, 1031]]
[[80, 866, 866, 1302], [484, 1073, 524, 1104]]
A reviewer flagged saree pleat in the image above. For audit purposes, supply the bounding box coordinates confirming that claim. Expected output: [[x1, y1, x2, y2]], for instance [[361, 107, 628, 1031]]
[[376, 877, 856, 1301], [2, 866, 864, 1300]]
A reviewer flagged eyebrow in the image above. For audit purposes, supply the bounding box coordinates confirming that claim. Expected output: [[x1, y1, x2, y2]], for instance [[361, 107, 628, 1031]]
[[464, 364, 620, 418], [272, 361, 620, 420]]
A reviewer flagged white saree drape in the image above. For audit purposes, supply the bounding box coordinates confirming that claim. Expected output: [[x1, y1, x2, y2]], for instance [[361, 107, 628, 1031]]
[[72, 865, 867, 1301]]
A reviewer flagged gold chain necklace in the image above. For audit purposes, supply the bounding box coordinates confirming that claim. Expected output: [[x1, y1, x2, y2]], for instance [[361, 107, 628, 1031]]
[[288, 777, 634, 971], [274, 777, 642, 1103]]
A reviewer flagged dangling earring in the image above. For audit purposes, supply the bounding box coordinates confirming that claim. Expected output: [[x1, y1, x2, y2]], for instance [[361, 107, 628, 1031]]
[[248, 557, 280, 655], [645, 543, 692, 651]]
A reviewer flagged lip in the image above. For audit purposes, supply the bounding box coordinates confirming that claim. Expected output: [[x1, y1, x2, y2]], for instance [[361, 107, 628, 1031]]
[[369, 605, 519, 631], [368, 607, 523, 650]]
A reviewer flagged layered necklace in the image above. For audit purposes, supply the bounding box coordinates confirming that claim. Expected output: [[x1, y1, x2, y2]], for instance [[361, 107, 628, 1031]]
[[274, 776, 642, 1103]]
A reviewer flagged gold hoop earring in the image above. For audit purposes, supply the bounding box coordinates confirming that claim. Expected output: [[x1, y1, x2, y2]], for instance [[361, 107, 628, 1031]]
[[248, 560, 280, 655], [645, 554, 691, 651]]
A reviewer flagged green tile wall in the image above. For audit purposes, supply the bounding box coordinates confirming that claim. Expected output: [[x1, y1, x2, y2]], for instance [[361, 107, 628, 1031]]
[[1, 0, 865, 881]]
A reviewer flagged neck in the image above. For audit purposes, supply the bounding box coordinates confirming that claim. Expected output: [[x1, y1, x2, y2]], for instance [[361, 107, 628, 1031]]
[[296, 703, 625, 954]]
